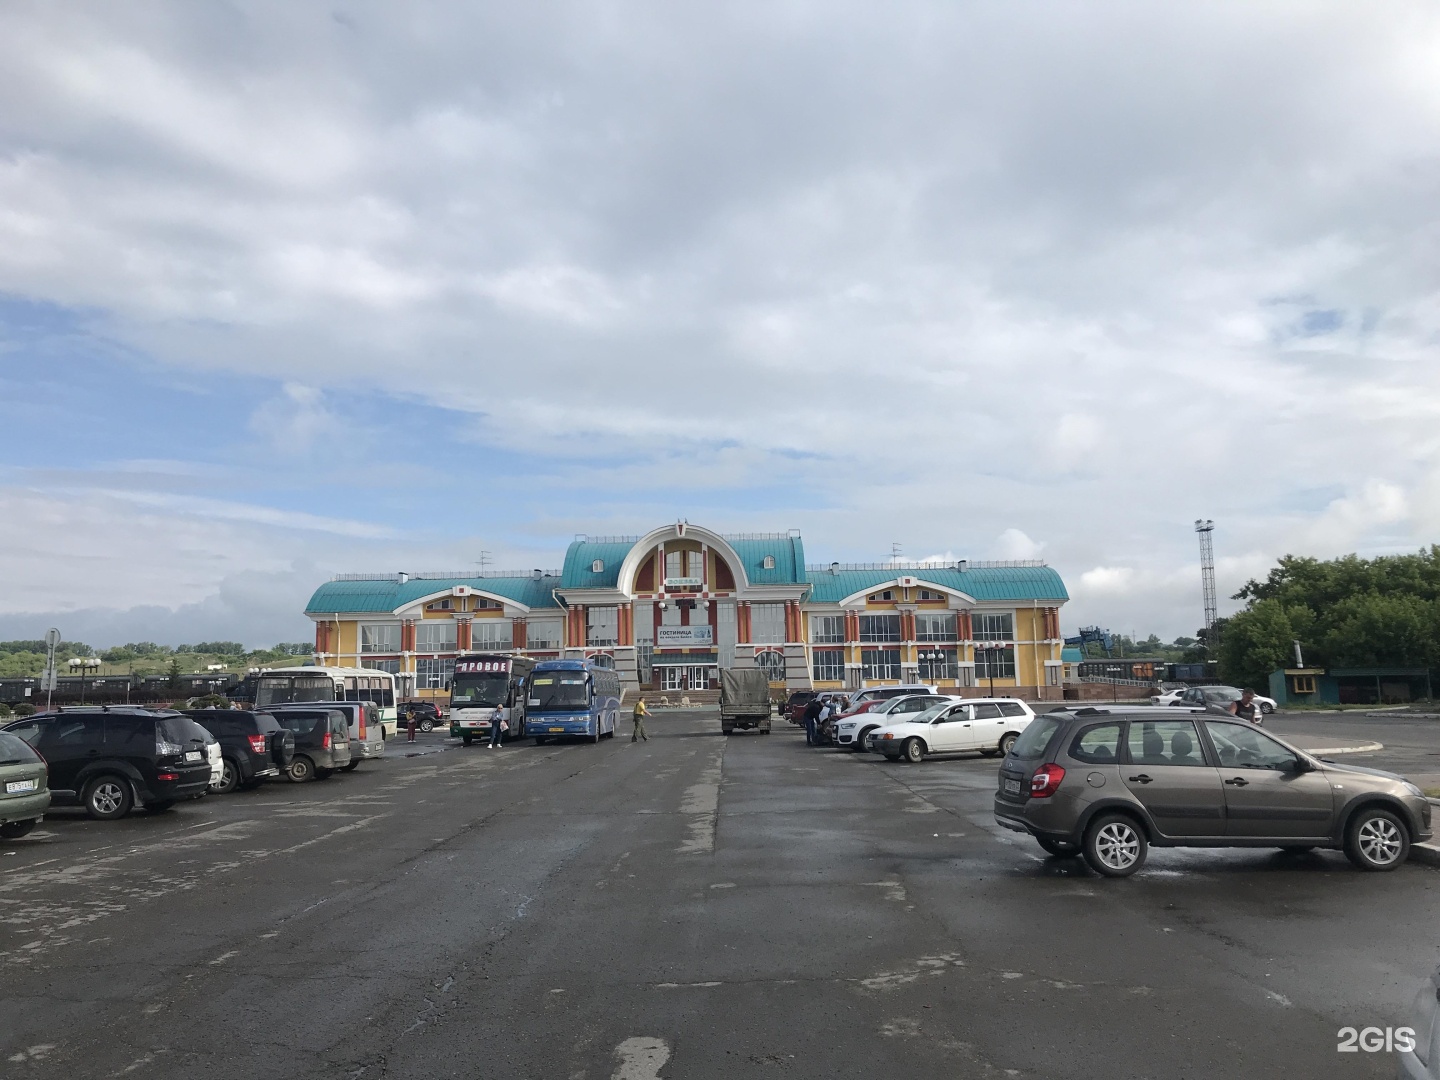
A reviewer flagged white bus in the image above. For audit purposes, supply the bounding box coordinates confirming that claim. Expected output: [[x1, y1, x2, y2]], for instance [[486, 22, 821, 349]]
[[254, 667, 399, 739]]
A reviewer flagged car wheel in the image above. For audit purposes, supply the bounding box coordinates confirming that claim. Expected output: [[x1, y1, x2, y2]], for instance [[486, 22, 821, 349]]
[[1260, 702, 1274, 715], [0, 819, 37, 839], [855, 728, 877, 751], [216, 757, 240, 795], [145, 800, 176, 813], [343, 761, 360, 771], [420, 719, 434, 733], [1082, 813, 1148, 877], [903, 738, 925, 764], [1037, 836, 1080, 857], [1344, 806, 1409, 871], [287, 756, 315, 783], [998, 732, 1019, 756], [83, 775, 134, 820]]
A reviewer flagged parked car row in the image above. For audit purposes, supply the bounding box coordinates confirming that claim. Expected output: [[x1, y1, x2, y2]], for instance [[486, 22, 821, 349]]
[[1152, 684, 1277, 714], [0, 700, 390, 829], [804, 690, 1040, 763]]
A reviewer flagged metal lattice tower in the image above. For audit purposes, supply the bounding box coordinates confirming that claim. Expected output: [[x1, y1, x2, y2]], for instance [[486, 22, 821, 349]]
[[1195, 520, 1217, 648]]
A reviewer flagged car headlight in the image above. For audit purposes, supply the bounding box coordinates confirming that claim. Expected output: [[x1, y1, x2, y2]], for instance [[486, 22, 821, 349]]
[[1403, 782, 1425, 799]]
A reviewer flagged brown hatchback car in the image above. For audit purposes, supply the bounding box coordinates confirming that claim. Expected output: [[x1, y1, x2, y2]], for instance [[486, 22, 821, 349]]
[[994, 707, 1433, 877]]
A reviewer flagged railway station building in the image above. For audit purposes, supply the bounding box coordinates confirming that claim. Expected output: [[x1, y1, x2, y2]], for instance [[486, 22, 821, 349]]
[[304, 522, 1071, 705]]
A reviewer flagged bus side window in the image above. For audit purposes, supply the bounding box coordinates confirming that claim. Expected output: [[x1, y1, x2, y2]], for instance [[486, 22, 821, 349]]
[[382, 685, 395, 708], [344, 676, 359, 702]]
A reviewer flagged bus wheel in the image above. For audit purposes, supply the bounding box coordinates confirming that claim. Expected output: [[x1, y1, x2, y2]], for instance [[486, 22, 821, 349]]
[[592, 728, 601, 744]]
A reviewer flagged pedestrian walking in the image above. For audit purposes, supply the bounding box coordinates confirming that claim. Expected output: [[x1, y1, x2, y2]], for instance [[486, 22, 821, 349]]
[[405, 704, 417, 743], [632, 697, 650, 742], [489, 704, 505, 747], [1229, 689, 1260, 724]]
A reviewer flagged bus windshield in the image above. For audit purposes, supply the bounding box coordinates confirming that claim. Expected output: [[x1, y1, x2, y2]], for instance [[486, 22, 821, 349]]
[[256, 675, 337, 707], [451, 672, 511, 708], [529, 673, 589, 711]]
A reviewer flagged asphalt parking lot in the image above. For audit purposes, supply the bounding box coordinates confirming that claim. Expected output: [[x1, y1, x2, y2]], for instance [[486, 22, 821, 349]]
[[2, 708, 1435, 1079]]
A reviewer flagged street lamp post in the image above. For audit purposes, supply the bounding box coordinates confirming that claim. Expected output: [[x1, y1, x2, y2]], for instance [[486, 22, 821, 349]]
[[1107, 665, 1121, 703], [70, 657, 101, 704]]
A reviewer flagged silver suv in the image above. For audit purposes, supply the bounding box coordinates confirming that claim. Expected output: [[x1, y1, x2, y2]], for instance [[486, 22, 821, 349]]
[[993, 706, 1433, 877]]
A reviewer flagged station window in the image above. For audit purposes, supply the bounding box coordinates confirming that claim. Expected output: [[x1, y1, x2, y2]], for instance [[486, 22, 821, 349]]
[[762, 555, 776, 570], [861, 649, 901, 681], [587, 606, 619, 647], [755, 650, 786, 681], [415, 622, 457, 653], [360, 623, 400, 653], [591, 559, 605, 573], [810, 615, 845, 644], [915, 613, 957, 641], [975, 646, 1016, 680], [812, 650, 844, 682], [416, 658, 455, 690], [858, 614, 900, 643], [868, 590, 894, 602], [917, 647, 958, 681], [972, 613, 1015, 641]]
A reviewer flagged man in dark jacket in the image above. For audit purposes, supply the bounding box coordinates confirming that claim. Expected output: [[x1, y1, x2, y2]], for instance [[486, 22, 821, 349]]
[[803, 697, 823, 746]]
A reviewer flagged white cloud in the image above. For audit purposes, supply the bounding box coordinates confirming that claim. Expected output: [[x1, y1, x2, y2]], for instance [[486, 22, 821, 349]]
[[993, 528, 1045, 560], [5, 3, 1440, 640]]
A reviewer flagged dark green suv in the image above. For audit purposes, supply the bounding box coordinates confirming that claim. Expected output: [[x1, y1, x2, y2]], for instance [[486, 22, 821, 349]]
[[993, 706, 1433, 877]]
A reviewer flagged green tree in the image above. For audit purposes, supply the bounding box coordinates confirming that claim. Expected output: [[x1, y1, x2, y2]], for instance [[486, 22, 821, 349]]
[[1219, 601, 1301, 690], [1320, 592, 1435, 669]]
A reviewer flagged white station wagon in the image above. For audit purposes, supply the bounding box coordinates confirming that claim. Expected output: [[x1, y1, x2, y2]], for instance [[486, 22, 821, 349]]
[[873, 698, 1037, 763]]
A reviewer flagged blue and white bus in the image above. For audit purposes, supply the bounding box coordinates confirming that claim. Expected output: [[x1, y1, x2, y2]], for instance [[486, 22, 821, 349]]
[[524, 659, 622, 744]]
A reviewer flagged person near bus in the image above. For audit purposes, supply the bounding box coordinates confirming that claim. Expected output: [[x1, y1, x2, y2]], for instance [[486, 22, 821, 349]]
[[632, 697, 650, 742], [488, 704, 506, 748], [405, 704, 418, 743], [1230, 689, 1261, 724]]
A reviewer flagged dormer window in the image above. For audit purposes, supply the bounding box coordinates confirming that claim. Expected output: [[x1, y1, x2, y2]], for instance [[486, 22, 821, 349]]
[[592, 559, 605, 573], [762, 555, 776, 570]]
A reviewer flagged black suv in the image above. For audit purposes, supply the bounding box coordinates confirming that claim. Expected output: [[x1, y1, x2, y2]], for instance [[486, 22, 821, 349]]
[[184, 710, 295, 793], [2, 709, 213, 819], [399, 701, 444, 732], [259, 709, 352, 782]]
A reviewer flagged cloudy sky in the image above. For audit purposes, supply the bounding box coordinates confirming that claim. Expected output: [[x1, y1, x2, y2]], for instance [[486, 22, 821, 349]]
[[2, 1, 1439, 648]]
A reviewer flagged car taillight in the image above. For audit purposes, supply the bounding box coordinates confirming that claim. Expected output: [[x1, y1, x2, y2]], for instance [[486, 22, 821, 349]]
[[358, 720, 366, 739], [1029, 764, 1066, 798], [247, 734, 267, 754], [322, 732, 332, 750], [156, 772, 179, 781]]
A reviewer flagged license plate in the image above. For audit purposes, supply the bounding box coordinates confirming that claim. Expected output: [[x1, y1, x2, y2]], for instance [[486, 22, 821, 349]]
[[1003, 778, 1021, 795], [5, 779, 36, 794], [184, 751, 203, 763], [549, 727, 565, 733]]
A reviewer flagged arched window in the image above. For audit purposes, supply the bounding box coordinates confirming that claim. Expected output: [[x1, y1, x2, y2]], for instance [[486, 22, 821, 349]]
[[762, 555, 776, 570], [755, 649, 786, 682], [591, 559, 605, 573]]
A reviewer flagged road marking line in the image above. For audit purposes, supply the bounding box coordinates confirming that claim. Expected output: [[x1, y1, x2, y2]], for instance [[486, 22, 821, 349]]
[[613, 1036, 671, 1080]]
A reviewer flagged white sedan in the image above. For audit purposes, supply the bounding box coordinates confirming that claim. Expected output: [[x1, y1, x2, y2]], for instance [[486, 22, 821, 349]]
[[834, 694, 962, 751], [874, 698, 1037, 763], [1151, 688, 1187, 707]]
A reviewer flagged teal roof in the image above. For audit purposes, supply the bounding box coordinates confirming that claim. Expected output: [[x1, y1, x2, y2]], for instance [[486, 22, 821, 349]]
[[561, 540, 638, 589], [305, 575, 562, 615], [1061, 647, 1084, 663], [560, 533, 808, 588], [728, 535, 806, 585], [803, 564, 1069, 604]]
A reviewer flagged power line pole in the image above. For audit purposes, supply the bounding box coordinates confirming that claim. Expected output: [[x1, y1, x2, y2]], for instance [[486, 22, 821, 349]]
[[1195, 520, 1217, 653]]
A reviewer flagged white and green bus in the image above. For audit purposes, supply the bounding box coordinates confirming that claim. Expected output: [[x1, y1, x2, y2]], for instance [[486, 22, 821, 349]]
[[254, 667, 399, 739]]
